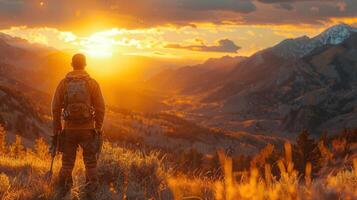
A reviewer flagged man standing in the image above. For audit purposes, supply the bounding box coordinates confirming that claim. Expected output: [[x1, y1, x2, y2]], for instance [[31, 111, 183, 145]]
[[51, 53, 105, 198]]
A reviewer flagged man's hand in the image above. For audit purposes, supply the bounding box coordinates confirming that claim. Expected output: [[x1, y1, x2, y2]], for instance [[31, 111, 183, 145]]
[[94, 128, 103, 135]]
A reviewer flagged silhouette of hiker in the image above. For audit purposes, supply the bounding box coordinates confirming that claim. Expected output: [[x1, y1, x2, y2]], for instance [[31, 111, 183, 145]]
[[51, 53, 105, 199]]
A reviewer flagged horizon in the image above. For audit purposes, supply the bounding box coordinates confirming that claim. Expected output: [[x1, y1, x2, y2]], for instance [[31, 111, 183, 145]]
[[2, 23, 355, 59], [0, 0, 356, 64], [1, 22, 356, 81]]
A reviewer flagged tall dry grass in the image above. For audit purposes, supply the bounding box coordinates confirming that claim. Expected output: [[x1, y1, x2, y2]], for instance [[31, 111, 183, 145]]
[[0, 132, 356, 200], [0, 138, 169, 200], [168, 144, 357, 200]]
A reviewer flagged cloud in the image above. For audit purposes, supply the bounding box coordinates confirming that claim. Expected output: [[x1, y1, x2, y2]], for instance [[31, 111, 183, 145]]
[[0, 0, 256, 31], [181, 0, 256, 13], [165, 39, 240, 53], [275, 3, 294, 11], [0, 0, 356, 31], [257, 0, 331, 3], [240, 0, 357, 26]]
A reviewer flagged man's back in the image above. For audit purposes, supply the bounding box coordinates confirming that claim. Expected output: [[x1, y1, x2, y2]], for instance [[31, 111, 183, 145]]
[[52, 69, 105, 131]]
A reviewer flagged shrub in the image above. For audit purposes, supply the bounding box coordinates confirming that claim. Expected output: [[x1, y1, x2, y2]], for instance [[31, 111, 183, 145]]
[[34, 137, 49, 159], [8, 135, 25, 158], [0, 173, 10, 193]]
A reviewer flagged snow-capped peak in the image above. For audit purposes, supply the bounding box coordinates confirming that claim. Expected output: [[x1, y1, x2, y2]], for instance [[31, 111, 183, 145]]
[[313, 23, 357, 45], [270, 24, 357, 59]]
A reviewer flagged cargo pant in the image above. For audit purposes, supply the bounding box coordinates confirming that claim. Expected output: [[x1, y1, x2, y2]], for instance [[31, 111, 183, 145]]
[[59, 129, 99, 192]]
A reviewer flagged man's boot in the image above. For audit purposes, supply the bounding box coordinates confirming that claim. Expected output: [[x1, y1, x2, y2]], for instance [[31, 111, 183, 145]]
[[84, 179, 98, 200], [84, 168, 99, 200], [55, 175, 73, 199]]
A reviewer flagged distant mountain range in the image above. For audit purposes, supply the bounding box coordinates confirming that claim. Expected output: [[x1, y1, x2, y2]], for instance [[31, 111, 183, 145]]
[[149, 24, 357, 136], [149, 55, 246, 95]]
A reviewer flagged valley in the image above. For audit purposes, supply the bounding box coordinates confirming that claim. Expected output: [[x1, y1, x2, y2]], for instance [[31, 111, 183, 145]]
[[0, 24, 356, 156]]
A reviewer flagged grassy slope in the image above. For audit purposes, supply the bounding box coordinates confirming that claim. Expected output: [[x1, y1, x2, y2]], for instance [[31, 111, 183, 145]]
[[0, 137, 356, 200]]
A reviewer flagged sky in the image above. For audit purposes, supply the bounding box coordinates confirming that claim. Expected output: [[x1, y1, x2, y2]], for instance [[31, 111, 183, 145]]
[[0, 0, 357, 62]]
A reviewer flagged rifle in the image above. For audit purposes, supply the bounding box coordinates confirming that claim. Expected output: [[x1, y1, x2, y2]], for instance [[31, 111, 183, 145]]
[[45, 131, 61, 182]]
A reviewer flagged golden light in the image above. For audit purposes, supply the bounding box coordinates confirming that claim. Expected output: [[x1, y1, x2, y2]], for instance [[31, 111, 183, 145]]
[[39, 1, 44, 6], [81, 42, 113, 58], [79, 29, 122, 58]]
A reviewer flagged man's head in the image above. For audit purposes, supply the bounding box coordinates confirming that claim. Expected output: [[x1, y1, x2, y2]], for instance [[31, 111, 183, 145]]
[[71, 53, 87, 70]]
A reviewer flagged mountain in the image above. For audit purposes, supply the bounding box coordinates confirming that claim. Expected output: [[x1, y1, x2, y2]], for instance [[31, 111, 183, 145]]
[[0, 35, 54, 141], [269, 23, 357, 59], [215, 25, 357, 135], [148, 56, 246, 94], [0, 32, 56, 55], [152, 24, 357, 136], [0, 38, 37, 66]]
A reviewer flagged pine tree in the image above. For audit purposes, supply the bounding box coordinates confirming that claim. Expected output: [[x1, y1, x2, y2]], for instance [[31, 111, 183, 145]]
[[294, 129, 321, 176]]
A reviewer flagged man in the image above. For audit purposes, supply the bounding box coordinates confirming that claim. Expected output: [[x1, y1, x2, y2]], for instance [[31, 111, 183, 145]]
[[51, 53, 105, 198]]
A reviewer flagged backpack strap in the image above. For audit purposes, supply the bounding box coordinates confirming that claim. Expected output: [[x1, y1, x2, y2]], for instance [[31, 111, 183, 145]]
[[83, 77, 94, 106], [81, 77, 95, 116], [62, 78, 69, 109]]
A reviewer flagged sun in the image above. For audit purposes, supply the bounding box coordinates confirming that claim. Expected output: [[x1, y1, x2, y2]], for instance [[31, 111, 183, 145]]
[[79, 29, 122, 58], [81, 41, 114, 58], [82, 46, 113, 58]]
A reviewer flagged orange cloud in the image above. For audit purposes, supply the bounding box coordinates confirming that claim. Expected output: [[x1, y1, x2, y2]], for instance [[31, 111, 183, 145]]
[[166, 39, 240, 53], [0, 0, 355, 33], [1, 20, 355, 60]]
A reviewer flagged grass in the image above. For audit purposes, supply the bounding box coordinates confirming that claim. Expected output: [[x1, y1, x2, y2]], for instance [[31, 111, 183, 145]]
[[0, 141, 168, 200], [0, 136, 356, 200]]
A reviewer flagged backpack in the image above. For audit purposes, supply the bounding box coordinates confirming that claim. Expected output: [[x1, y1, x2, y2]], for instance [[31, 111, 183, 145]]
[[63, 76, 94, 123]]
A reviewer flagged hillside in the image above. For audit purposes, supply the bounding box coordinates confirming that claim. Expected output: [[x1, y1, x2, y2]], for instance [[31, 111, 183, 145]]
[[105, 107, 284, 156], [0, 85, 50, 141], [0, 62, 51, 140], [148, 56, 246, 95], [0, 127, 356, 199]]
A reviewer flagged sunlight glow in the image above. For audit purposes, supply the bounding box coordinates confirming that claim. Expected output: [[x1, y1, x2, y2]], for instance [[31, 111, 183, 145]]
[[79, 29, 122, 58], [2, 22, 351, 61]]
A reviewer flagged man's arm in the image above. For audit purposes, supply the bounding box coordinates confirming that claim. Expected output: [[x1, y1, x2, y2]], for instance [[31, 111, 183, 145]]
[[51, 80, 65, 134], [91, 80, 105, 130]]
